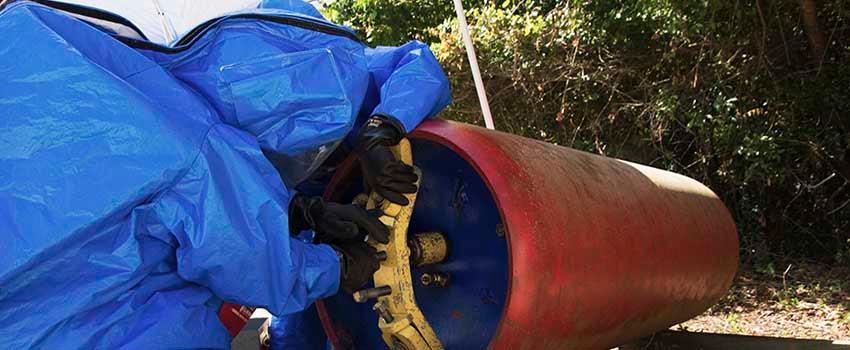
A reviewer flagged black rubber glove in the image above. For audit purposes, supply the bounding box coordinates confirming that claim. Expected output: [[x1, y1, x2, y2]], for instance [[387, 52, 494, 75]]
[[332, 241, 380, 293], [356, 115, 418, 206], [289, 194, 389, 244]]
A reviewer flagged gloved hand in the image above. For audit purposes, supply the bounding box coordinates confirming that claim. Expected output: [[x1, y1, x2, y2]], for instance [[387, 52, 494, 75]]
[[289, 194, 389, 244], [356, 115, 418, 206], [332, 241, 381, 293]]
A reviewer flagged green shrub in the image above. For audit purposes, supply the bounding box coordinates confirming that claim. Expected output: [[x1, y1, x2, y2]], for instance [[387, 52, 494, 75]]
[[329, 0, 850, 263]]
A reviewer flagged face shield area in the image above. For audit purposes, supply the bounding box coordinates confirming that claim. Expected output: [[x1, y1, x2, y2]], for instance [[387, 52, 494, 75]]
[[264, 140, 342, 189]]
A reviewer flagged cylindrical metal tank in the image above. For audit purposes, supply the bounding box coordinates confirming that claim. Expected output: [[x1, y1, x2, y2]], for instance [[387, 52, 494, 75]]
[[317, 119, 738, 350]]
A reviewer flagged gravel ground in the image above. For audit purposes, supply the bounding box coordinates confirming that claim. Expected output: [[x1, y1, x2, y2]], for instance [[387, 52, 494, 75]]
[[674, 263, 850, 340]]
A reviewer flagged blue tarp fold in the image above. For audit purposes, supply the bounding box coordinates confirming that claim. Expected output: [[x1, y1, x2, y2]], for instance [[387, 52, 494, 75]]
[[0, 1, 450, 348]]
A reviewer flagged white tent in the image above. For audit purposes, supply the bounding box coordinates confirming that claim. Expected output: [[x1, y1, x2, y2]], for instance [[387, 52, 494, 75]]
[[18, 0, 284, 44]]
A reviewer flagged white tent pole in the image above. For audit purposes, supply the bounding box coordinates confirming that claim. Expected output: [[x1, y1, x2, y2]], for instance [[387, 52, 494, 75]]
[[151, 0, 177, 43], [452, 0, 495, 130]]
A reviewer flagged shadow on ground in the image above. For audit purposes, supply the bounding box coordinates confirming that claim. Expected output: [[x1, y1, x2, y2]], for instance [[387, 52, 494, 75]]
[[675, 262, 850, 340], [622, 331, 850, 350]]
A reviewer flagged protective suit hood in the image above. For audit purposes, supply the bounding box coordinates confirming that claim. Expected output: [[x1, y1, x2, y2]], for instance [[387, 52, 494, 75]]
[[0, 1, 450, 348], [7, 0, 372, 186]]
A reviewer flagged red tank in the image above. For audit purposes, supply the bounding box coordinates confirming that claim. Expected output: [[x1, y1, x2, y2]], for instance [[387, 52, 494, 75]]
[[318, 119, 739, 349]]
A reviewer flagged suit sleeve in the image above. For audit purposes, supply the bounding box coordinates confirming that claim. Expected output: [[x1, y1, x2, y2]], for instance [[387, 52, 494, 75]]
[[148, 124, 340, 315], [365, 40, 452, 133]]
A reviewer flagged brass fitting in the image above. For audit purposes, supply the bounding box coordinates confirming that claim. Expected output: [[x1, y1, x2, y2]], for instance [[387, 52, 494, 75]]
[[409, 232, 448, 266], [419, 272, 450, 288]]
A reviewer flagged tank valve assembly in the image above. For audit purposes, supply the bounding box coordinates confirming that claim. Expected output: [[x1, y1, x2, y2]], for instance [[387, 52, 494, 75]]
[[352, 139, 445, 350]]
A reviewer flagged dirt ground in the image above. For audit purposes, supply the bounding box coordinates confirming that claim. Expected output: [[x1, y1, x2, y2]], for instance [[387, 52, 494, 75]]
[[674, 262, 850, 340]]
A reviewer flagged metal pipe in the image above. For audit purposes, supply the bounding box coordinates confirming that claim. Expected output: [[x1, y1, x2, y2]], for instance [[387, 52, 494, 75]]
[[452, 0, 495, 130]]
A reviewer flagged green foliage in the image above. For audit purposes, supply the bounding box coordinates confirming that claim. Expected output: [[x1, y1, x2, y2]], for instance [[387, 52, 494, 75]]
[[333, 0, 850, 263], [324, 0, 462, 45]]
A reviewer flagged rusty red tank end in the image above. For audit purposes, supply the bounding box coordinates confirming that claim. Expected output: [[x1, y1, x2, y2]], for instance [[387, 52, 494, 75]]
[[407, 119, 738, 350]]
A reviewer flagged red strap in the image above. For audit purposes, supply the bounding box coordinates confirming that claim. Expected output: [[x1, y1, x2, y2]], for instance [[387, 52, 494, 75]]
[[218, 302, 256, 337]]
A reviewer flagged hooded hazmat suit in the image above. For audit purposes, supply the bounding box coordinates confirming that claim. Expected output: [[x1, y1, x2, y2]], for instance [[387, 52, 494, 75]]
[[0, 0, 451, 348]]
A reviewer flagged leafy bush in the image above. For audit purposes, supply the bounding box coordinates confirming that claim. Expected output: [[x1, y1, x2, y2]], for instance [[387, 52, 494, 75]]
[[328, 0, 850, 264]]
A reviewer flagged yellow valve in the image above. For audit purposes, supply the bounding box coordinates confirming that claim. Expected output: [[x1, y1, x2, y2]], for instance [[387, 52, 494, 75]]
[[359, 139, 444, 350]]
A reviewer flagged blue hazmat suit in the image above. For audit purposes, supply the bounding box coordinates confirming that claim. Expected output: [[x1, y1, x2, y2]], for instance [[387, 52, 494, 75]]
[[0, 0, 451, 348]]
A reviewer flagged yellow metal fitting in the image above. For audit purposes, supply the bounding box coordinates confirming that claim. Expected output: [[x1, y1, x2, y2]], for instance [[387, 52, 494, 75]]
[[409, 232, 448, 267], [361, 139, 444, 350]]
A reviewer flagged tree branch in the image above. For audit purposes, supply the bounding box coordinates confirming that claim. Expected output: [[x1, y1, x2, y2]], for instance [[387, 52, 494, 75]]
[[799, 0, 827, 60]]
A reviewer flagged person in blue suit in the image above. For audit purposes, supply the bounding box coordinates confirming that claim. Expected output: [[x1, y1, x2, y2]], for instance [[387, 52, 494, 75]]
[[0, 0, 451, 348]]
